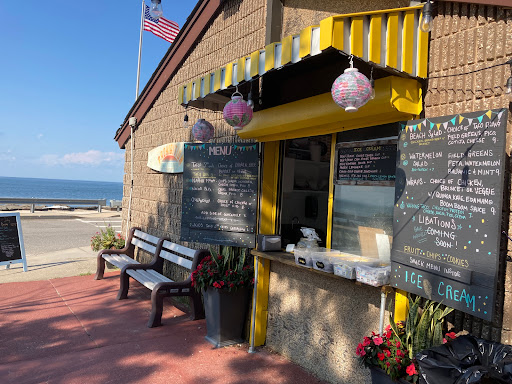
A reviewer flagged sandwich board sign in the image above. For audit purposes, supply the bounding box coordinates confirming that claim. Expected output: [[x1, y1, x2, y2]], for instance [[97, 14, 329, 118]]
[[0, 213, 27, 272]]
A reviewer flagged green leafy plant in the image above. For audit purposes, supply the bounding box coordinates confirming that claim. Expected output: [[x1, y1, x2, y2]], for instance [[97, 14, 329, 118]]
[[191, 246, 254, 292], [90, 225, 125, 252], [389, 295, 454, 359]]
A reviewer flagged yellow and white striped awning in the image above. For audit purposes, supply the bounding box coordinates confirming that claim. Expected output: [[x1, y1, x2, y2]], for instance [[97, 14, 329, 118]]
[[179, 5, 428, 106]]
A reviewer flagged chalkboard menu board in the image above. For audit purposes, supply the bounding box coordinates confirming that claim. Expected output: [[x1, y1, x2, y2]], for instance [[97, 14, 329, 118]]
[[181, 143, 259, 247], [0, 213, 27, 271], [336, 140, 396, 185], [391, 109, 508, 321]]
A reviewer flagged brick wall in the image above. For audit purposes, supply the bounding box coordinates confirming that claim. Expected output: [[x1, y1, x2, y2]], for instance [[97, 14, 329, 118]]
[[281, 0, 409, 36], [120, 0, 265, 251], [425, 1, 512, 342]]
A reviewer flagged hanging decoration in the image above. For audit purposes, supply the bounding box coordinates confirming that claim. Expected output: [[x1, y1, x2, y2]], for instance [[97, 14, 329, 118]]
[[223, 87, 253, 131], [192, 118, 215, 142], [331, 55, 373, 112]]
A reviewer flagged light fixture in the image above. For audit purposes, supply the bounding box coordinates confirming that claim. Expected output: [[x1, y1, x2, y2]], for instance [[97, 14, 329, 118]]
[[420, 0, 434, 33], [369, 67, 376, 100], [247, 81, 254, 109], [149, 0, 163, 20], [506, 60, 512, 95], [331, 55, 373, 112], [223, 87, 253, 131], [183, 105, 189, 129]]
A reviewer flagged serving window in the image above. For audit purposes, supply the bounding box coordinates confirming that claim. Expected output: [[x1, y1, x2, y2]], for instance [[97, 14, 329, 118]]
[[278, 124, 400, 260]]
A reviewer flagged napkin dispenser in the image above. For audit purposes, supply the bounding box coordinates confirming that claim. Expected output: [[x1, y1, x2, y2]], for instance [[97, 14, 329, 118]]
[[258, 235, 282, 252]]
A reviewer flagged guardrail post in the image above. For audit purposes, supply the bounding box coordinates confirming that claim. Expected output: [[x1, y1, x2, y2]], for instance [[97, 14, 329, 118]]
[[97, 204, 102, 213], [31, 204, 35, 213]]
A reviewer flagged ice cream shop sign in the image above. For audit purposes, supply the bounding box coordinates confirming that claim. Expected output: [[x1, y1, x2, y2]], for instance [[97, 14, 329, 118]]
[[391, 109, 508, 321]]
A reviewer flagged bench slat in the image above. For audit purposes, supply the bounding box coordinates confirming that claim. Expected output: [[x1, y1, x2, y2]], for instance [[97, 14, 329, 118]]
[[132, 238, 157, 254], [133, 230, 159, 245], [146, 269, 174, 283], [159, 250, 193, 270], [103, 254, 139, 268], [162, 240, 197, 258], [127, 269, 172, 290]]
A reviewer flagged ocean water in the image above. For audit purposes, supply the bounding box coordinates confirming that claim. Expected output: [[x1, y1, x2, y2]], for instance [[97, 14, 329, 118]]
[[0, 176, 123, 202]]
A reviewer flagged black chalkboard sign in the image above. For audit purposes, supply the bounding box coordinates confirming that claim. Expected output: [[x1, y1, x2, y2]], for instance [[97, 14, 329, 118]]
[[181, 143, 259, 247], [336, 140, 396, 185], [0, 213, 27, 271], [391, 109, 508, 321]]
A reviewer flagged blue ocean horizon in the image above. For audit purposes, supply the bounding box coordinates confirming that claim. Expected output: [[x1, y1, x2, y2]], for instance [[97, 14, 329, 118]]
[[0, 176, 123, 202]]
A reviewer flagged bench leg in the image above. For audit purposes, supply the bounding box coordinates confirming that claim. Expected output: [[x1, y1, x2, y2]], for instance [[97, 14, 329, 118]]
[[148, 290, 165, 328], [117, 272, 130, 300], [189, 292, 205, 320], [94, 257, 105, 280]]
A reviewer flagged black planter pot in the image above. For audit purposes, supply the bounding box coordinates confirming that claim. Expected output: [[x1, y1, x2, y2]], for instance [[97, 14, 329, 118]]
[[369, 366, 409, 384], [202, 287, 249, 348]]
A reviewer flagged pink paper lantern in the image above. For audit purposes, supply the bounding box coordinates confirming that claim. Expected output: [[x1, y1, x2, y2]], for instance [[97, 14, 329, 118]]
[[192, 119, 214, 142], [223, 92, 253, 131], [331, 68, 373, 112]]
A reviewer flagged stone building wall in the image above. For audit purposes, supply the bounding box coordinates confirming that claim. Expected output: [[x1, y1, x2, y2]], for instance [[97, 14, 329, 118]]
[[121, 0, 266, 246], [424, 1, 512, 343], [265, 263, 385, 384], [281, 0, 409, 36]]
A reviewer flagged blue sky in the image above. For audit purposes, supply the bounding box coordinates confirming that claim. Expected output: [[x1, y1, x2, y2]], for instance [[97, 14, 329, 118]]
[[0, 1, 197, 182]]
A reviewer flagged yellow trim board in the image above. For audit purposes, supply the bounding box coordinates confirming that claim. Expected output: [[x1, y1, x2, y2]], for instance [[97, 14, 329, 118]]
[[238, 76, 422, 141]]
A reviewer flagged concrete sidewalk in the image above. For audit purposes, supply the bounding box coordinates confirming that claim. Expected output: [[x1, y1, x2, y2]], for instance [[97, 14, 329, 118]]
[[0, 273, 325, 384]]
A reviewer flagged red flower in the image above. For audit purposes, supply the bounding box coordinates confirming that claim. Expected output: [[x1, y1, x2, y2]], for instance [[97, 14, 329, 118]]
[[385, 350, 391, 358], [377, 352, 385, 361], [362, 337, 371, 347], [356, 343, 366, 357], [373, 337, 383, 346], [385, 362, 390, 368], [445, 332, 457, 340], [396, 341, 401, 348], [406, 363, 418, 376], [213, 282, 222, 289], [396, 350, 403, 358], [395, 358, 401, 364]]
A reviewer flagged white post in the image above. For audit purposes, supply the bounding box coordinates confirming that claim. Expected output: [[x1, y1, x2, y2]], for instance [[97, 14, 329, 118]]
[[126, 0, 144, 238], [135, 0, 144, 99]]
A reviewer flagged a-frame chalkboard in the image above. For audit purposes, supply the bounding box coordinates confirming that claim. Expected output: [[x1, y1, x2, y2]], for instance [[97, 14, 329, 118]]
[[0, 213, 27, 272], [391, 109, 508, 321]]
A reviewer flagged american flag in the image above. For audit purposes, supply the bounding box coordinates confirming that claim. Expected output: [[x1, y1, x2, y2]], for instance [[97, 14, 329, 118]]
[[143, 4, 179, 44]]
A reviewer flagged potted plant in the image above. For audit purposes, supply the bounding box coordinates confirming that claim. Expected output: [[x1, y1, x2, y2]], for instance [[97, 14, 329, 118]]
[[191, 246, 254, 348], [356, 295, 455, 383], [90, 225, 125, 251]]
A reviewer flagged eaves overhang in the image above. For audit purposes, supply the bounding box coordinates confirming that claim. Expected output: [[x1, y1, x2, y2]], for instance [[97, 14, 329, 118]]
[[179, 5, 429, 110]]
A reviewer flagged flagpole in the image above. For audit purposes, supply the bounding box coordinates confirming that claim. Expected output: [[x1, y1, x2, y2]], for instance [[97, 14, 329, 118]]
[[135, 0, 144, 99], [126, 0, 144, 240]]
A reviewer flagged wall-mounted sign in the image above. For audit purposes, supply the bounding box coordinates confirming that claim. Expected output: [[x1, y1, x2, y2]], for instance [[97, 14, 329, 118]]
[[147, 142, 185, 173], [181, 143, 259, 247], [391, 109, 507, 321], [0, 213, 27, 272], [336, 139, 397, 185]]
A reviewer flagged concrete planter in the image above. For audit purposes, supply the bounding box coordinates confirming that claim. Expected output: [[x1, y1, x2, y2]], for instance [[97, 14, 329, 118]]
[[202, 287, 249, 348]]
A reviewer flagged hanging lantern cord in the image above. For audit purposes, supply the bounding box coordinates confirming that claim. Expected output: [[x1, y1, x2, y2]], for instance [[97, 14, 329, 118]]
[[349, 54, 354, 69], [370, 67, 375, 88]]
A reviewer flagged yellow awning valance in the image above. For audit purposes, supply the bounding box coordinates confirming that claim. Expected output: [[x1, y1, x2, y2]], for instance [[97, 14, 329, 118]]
[[238, 76, 422, 142], [178, 5, 428, 106]]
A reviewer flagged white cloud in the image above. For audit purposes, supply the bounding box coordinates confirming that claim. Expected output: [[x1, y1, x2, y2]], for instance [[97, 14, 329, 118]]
[[37, 133, 44, 139], [40, 150, 124, 166], [0, 150, 15, 162]]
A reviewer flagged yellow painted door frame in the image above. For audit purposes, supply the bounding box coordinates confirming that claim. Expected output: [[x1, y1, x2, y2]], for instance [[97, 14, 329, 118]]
[[251, 141, 280, 346]]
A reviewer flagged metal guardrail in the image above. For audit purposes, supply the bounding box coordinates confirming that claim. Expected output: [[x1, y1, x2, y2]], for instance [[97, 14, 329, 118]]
[[0, 198, 107, 213]]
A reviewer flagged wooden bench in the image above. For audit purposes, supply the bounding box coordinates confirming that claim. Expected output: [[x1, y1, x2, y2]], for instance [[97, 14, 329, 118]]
[[95, 227, 209, 328]]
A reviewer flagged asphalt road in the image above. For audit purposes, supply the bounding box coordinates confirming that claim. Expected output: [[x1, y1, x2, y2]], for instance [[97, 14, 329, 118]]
[[19, 217, 122, 256]]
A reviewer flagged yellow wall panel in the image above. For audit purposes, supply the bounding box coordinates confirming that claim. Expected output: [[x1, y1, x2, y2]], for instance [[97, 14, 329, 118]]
[[237, 58, 245, 83], [402, 10, 415, 75], [386, 12, 399, 68], [350, 17, 364, 57], [281, 35, 293, 65], [250, 50, 260, 78], [299, 26, 312, 58], [320, 17, 334, 51], [369, 15, 382, 64], [224, 63, 233, 88], [265, 43, 276, 72], [213, 69, 222, 92]]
